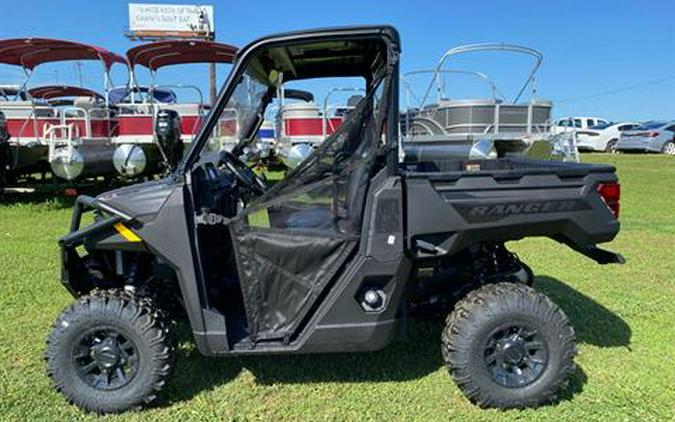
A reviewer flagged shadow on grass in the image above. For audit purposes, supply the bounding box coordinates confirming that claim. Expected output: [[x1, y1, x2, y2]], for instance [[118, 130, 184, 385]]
[[157, 277, 626, 408], [155, 323, 244, 407], [1, 177, 130, 207], [246, 317, 444, 386], [560, 365, 588, 402], [156, 317, 445, 408], [535, 276, 632, 348], [0, 191, 76, 208]]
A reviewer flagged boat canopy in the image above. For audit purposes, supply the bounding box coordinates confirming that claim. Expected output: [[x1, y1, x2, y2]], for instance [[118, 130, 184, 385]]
[[0, 38, 125, 70], [126, 40, 237, 71], [28, 85, 103, 100]]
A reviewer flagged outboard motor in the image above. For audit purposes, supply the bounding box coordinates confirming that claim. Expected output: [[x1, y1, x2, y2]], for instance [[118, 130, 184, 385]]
[[155, 109, 183, 172], [0, 111, 10, 188]]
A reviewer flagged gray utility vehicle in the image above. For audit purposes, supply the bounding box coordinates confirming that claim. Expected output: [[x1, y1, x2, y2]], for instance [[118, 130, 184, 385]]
[[46, 26, 624, 414]]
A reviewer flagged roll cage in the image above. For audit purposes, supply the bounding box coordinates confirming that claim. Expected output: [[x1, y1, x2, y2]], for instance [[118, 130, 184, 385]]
[[185, 26, 402, 344], [182, 26, 401, 175]]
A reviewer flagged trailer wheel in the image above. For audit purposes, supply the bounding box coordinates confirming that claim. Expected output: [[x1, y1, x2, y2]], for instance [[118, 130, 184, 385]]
[[45, 290, 174, 414], [442, 282, 576, 409]]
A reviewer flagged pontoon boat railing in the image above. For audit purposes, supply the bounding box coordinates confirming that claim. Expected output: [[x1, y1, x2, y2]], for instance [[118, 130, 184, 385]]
[[322, 87, 365, 138], [118, 83, 206, 141], [402, 68, 506, 140], [8, 104, 119, 171], [418, 43, 543, 108], [60, 107, 114, 139], [14, 106, 59, 144], [403, 69, 505, 105]]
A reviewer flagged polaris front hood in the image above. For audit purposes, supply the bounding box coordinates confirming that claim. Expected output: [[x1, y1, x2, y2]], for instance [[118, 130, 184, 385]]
[[96, 177, 179, 222]]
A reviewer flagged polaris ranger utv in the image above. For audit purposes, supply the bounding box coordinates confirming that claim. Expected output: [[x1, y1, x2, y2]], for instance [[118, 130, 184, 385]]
[[46, 26, 623, 414]]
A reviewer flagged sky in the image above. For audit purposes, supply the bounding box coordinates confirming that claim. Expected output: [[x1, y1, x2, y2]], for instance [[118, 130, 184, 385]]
[[0, 0, 673, 122]]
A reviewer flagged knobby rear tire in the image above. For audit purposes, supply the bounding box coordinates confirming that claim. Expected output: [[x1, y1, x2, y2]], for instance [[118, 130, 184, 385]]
[[442, 282, 576, 409]]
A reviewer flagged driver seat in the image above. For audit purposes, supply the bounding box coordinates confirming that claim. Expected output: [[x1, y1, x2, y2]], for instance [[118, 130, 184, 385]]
[[283, 103, 375, 233], [285, 206, 335, 231]]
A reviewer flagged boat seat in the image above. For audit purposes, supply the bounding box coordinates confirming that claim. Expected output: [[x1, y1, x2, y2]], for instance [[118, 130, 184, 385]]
[[73, 96, 99, 111]]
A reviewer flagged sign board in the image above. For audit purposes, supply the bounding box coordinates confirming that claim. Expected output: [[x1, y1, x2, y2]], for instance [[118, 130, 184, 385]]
[[128, 3, 214, 38]]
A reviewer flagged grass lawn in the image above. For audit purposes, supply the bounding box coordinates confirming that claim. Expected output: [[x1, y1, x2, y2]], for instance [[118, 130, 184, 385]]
[[0, 154, 673, 420]]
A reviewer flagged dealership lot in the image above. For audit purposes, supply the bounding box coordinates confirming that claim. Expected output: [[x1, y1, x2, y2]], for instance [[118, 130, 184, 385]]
[[0, 153, 672, 420]]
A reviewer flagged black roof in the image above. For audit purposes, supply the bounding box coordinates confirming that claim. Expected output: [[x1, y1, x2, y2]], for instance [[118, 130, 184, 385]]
[[236, 26, 400, 81]]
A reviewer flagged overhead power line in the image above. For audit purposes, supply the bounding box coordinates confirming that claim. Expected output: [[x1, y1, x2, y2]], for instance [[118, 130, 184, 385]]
[[555, 76, 675, 103]]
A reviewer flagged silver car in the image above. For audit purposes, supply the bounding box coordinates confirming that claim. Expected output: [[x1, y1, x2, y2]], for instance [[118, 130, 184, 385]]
[[616, 121, 675, 154]]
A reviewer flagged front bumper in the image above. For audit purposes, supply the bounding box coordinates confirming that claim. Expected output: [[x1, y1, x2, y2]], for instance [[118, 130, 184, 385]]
[[59, 196, 134, 295], [60, 196, 130, 247]]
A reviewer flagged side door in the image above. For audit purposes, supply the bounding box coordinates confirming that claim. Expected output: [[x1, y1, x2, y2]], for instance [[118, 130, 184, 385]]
[[229, 183, 361, 342], [228, 93, 384, 342]]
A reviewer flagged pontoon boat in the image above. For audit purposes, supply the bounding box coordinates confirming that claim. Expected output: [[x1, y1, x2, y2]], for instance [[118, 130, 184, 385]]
[[113, 40, 237, 177], [0, 38, 126, 180], [401, 44, 554, 161], [273, 86, 364, 167]]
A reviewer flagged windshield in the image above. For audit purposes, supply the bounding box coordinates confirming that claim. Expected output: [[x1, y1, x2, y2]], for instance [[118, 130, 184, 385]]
[[589, 122, 613, 130], [188, 33, 393, 171], [634, 121, 667, 130], [200, 68, 270, 158]]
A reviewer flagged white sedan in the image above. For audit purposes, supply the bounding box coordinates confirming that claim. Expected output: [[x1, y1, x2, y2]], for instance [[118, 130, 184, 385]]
[[576, 122, 639, 152]]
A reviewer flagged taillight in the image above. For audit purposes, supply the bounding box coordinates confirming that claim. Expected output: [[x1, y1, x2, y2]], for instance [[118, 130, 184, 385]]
[[597, 182, 620, 218]]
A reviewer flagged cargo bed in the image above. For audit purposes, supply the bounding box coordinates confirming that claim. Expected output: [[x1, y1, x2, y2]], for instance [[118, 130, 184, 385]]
[[402, 157, 622, 262]]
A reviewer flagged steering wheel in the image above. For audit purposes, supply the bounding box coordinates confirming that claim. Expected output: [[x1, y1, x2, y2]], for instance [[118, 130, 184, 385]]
[[219, 151, 267, 195]]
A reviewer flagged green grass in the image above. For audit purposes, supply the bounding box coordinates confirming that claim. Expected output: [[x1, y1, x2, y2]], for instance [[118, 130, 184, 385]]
[[1, 154, 674, 420]]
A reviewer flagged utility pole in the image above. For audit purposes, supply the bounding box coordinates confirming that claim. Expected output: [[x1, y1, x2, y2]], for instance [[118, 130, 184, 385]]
[[75, 62, 84, 87], [202, 12, 217, 106], [209, 62, 216, 105], [189, 7, 216, 105]]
